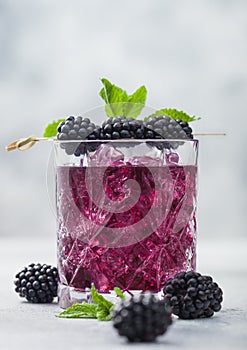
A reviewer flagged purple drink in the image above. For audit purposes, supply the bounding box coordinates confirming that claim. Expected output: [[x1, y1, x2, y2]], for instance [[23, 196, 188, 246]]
[[56, 145, 197, 305]]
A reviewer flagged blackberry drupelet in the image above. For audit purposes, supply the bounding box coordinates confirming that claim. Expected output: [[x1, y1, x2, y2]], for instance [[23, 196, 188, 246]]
[[112, 293, 172, 342], [14, 263, 58, 303], [100, 116, 145, 140], [57, 116, 101, 156], [144, 116, 193, 140], [163, 271, 223, 319]]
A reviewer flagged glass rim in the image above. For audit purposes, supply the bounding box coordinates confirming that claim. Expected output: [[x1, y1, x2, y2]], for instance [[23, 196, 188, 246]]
[[53, 139, 198, 144]]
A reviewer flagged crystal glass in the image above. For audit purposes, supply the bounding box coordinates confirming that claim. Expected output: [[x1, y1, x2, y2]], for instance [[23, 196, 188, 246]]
[[54, 139, 198, 308]]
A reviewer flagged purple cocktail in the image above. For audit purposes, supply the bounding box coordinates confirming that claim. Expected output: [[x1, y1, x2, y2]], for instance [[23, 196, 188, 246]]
[[55, 141, 198, 307]]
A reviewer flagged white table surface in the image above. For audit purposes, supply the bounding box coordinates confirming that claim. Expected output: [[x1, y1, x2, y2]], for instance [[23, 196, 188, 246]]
[[0, 236, 246, 350]]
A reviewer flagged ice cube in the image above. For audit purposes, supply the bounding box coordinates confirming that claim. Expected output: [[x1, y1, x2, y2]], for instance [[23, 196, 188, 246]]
[[87, 143, 124, 167]]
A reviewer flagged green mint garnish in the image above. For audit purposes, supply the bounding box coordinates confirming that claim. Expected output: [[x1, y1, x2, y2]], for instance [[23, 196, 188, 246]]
[[99, 78, 128, 105], [99, 78, 147, 119], [56, 302, 97, 319], [91, 283, 114, 321], [43, 119, 65, 137], [95, 304, 112, 321], [146, 108, 201, 122], [56, 284, 125, 321]]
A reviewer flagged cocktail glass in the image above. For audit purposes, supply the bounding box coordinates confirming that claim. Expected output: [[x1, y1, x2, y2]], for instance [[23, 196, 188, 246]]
[[53, 138, 198, 308]]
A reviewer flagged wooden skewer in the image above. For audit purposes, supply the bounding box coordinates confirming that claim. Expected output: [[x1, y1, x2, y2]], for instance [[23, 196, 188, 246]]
[[6, 133, 226, 152], [194, 133, 226, 136]]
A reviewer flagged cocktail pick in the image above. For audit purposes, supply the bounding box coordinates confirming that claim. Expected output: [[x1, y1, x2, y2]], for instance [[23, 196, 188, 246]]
[[6, 136, 55, 151], [193, 133, 226, 136], [6, 133, 226, 152]]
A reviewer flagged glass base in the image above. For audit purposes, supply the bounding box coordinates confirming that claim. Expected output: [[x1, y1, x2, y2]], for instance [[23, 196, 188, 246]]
[[58, 283, 163, 309]]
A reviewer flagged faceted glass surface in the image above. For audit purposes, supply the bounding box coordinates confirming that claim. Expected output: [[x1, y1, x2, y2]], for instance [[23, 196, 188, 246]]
[[54, 140, 198, 307]]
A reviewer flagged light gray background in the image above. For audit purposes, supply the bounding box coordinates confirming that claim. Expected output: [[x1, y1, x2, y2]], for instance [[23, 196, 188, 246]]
[[1, 0, 246, 240]]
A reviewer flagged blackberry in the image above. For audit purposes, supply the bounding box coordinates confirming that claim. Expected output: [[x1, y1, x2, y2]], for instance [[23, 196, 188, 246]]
[[57, 116, 101, 156], [112, 293, 172, 342], [163, 271, 223, 319], [177, 119, 193, 139], [144, 116, 193, 140], [143, 116, 194, 150], [100, 116, 145, 140], [14, 263, 58, 303]]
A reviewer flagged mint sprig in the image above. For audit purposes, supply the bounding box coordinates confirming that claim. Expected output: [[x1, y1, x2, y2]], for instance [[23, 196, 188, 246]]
[[56, 284, 124, 321], [99, 78, 147, 119], [146, 108, 201, 122], [43, 119, 65, 137]]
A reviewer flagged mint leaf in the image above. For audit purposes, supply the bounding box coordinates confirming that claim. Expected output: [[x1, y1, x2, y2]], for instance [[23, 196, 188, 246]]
[[128, 85, 147, 105], [99, 78, 147, 119], [99, 78, 128, 117], [123, 85, 147, 119], [99, 78, 128, 105], [146, 108, 201, 122], [114, 287, 125, 300], [43, 119, 65, 137], [91, 283, 114, 321], [96, 304, 113, 321], [56, 302, 97, 319], [91, 283, 113, 310]]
